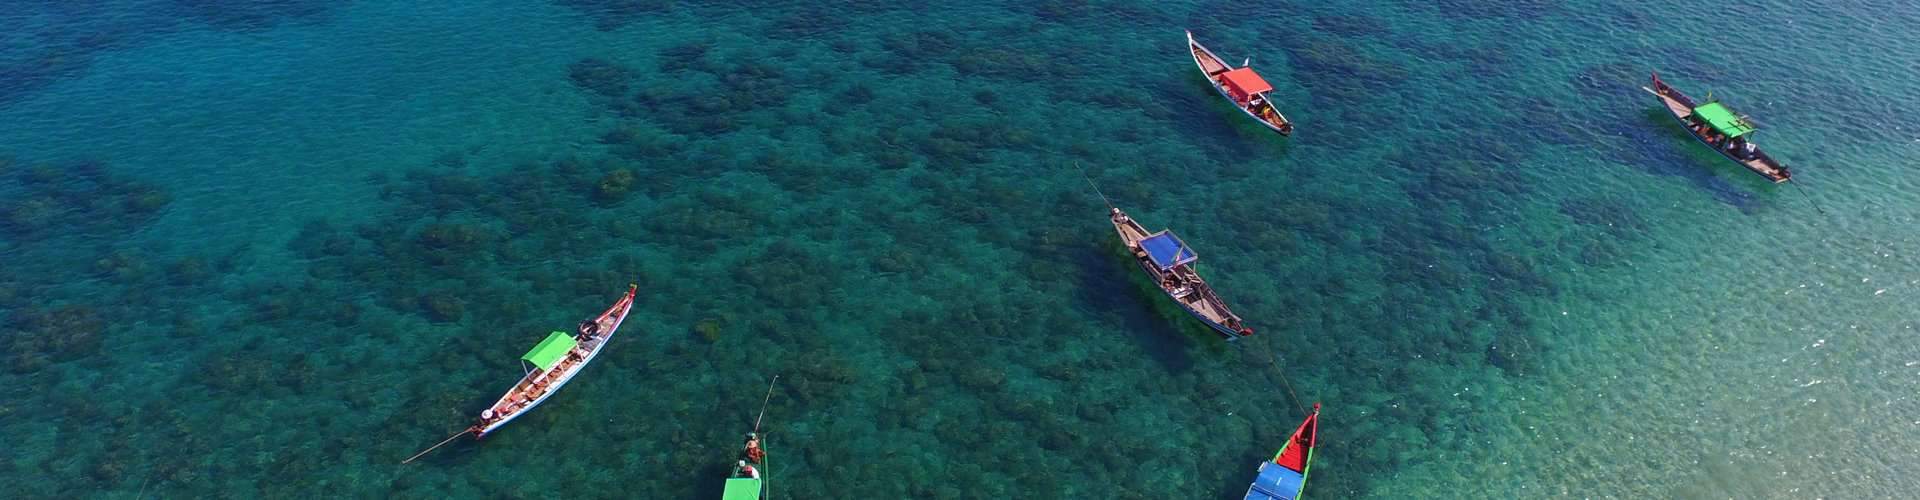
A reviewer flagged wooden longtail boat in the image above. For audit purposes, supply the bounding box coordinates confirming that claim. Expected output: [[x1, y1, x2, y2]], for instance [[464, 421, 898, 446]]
[[472, 284, 636, 437], [1187, 30, 1293, 135], [1643, 72, 1791, 183], [1244, 403, 1320, 500], [404, 285, 638, 463], [723, 377, 779, 500], [1108, 206, 1255, 341]]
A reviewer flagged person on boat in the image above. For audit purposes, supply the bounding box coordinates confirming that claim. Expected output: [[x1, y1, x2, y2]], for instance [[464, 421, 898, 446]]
[[577, 318, 601, 341], [737, 460, 760, 479], [480, 409, 495, 424], [743, 433, 765, 463]]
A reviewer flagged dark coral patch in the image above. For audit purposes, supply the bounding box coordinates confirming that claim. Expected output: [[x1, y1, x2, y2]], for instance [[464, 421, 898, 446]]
[[5, 305, 108, 373], [568, 58, 638, 99]]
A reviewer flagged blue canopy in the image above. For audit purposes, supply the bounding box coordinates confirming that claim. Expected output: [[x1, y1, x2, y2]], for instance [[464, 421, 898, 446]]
[[1140, 231, 1197, 270], [1243, 461, 1305, 500]]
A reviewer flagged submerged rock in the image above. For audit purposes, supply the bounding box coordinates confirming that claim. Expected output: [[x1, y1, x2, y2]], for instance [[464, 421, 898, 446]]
[[692, 318, 723, 343]]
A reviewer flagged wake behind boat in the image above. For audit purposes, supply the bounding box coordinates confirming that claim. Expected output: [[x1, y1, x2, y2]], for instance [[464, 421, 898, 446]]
[[1643, 72, 1791, 183], [1188, 30, 1294, 135], [403, 284, 637, 463]]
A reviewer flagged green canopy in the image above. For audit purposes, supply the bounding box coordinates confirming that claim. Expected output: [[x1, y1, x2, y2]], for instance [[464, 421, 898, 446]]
[[1691, 102, 1755, 138], [721, 478, 763, 500], [521, 331, 577, 372]]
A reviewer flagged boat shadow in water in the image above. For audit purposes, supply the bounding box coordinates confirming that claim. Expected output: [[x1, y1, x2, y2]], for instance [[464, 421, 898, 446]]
[[1626, 108, 1770, 212], [1145, 75, 1293, 160], [1068, 243, 1200, 374]]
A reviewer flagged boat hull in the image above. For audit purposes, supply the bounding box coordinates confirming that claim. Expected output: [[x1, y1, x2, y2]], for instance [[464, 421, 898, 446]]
[[477, 286, 636, 437]]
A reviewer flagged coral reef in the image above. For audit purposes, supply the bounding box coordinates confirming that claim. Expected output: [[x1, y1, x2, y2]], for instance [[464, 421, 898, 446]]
[[0, 160, 172, 241], [5, 305, 107, 373], [692, 318, 723, 343], [568, 58, 637, 99]]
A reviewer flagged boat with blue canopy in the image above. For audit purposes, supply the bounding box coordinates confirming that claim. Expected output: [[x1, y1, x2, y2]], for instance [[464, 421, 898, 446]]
[[1642, 72, 1791, 183], [1107, 206, 1255, 340], [1245, 403, 1320, 500]]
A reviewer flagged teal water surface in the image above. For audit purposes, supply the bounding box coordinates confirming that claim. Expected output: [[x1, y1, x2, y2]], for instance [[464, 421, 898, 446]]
[[2, 1, 1916, 498]]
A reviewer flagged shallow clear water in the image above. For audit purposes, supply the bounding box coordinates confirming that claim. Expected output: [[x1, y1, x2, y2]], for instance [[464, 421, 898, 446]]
[[2, 1, 1915, 498]]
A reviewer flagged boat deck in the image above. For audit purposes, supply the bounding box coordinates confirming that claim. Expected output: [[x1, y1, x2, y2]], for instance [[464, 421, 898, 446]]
[[1655, 91, 1693, 118], [485, 329, 607, 420], [1737, 156, 1789, 182], [1193, 45, 1230, 75], [1248, 100, 1289, 129]]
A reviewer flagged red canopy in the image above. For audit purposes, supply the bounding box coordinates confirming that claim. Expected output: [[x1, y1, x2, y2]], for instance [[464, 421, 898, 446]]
[[1220, 67, 1273, 101]]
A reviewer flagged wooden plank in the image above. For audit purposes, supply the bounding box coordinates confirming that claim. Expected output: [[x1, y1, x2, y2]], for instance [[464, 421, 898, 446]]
[[1658, 95, 1692, 118], [1193, 47, 1228, 75]]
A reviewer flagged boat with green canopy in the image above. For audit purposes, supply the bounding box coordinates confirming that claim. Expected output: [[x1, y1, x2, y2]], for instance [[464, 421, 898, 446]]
[[402, 284, 636, 463], [473, 284, 636, 437], [1643, 72, 1791, 183], [722, 377, 779, 500]]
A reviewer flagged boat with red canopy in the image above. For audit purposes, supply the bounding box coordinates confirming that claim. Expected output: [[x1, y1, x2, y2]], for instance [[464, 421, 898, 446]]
[[1244, 403, 1320, 500], [1642, 72, 1791, 183], [1187, 30, 1293, 135]]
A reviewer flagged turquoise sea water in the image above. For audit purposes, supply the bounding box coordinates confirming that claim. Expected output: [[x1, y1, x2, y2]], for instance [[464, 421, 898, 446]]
[[3, 1, 1916, 497]]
